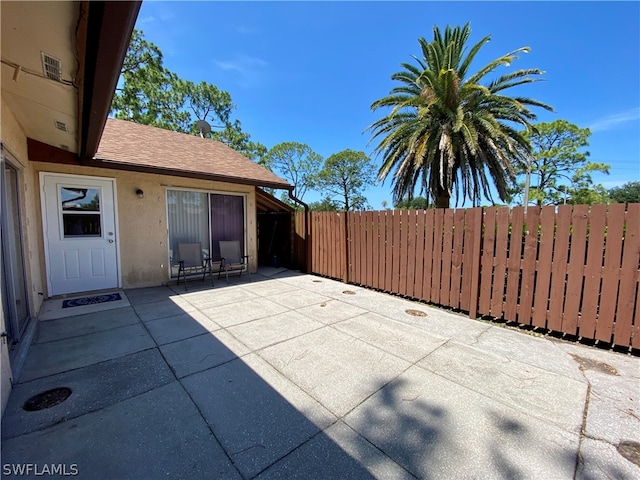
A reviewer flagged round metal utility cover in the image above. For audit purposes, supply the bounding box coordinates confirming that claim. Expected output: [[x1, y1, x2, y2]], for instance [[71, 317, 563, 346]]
[[23, 387, 72, 411]]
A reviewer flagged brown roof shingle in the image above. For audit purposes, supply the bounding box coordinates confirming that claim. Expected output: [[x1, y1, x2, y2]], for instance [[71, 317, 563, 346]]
[[94, 118, 291, 189]]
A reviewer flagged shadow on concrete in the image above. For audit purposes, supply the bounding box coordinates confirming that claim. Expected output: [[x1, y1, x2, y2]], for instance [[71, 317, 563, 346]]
[[1, 271, 634, 479], [1, 273, 391, 479]]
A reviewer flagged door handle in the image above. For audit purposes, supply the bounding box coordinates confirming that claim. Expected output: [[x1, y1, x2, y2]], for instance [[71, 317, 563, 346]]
[[108, 239, 114, 243]]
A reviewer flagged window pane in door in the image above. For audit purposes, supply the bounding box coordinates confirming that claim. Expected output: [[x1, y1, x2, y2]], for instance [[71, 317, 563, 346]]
[[167, 190, 210, 276], [61, 187, 100, 211], [210, 194, 244, 262], [63, 214, 102, 237]]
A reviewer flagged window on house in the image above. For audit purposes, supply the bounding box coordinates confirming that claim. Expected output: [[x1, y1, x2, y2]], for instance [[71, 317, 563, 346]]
[[167, 189, 246, 277], [60, 187, 102, 237]]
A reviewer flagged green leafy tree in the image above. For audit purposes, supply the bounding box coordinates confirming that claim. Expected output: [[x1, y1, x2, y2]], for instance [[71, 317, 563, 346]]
[[111, 29, 266, 161], [369, 23, 552, 208], [316, 149, 377, 210], [513, 120, 610, 206], [263, 142, 323, 202], [308, 197, 339, 211], [608, 181, 640, 204], [394, 196, 429, 210]]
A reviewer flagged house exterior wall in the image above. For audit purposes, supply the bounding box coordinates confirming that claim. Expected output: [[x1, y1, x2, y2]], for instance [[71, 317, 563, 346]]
[[30, 162, 258, 291], [1, 97, 44, 415]]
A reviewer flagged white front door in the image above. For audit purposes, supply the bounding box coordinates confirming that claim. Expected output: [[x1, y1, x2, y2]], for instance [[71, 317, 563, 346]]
[[41, 173, 119, 296]]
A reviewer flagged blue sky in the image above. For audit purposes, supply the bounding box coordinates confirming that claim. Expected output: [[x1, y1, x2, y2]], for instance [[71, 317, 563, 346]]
[[136, 1, 640, 208]]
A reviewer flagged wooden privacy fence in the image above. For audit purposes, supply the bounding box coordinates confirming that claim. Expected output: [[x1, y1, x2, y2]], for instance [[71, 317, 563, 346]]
[[294, 204, 640, 349]]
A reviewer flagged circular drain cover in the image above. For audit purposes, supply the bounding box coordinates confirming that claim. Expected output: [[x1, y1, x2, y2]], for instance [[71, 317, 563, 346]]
[[405, 309, 427, 317], [617, 441, 640, 467], [23, 387, 72, 411], [342, 290, 356, 295]]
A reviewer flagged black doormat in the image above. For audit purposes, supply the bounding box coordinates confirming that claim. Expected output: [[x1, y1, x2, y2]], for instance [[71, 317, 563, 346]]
[[62, 293, 122, 308]]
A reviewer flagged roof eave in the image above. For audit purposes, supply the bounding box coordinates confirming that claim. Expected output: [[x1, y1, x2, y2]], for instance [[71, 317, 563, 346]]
[[78, 1, 140, 158], [89, 157, 293, 190]]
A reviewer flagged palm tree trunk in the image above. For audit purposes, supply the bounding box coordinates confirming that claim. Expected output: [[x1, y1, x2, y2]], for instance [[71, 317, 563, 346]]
[[435, 189, 450, 209]]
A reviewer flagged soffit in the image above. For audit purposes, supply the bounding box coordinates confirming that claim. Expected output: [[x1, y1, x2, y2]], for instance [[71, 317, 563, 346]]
[[1, 1, 80, 152]]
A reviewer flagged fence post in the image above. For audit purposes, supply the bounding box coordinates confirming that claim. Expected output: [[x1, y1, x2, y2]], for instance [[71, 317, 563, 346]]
[[343, 211, 350, 284], [468, 207, 483, 319]]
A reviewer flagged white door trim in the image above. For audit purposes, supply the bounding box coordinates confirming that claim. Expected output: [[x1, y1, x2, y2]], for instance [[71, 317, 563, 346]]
[[40, 172, 121, 296]]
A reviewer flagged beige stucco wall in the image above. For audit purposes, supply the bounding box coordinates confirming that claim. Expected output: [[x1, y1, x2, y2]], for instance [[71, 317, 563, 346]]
[[1, 97, 43, 315], [2, 97, 39, 414], [30, 161, 258, 291]]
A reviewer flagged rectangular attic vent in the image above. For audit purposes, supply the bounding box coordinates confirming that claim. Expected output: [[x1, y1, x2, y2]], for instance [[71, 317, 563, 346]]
[[55, 120, 68, 132], [41, 52, 62, 82]]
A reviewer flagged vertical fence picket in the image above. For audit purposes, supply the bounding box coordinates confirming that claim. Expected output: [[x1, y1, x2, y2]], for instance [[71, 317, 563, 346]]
[[614, 203, 639, 346], [422, 210, 435, 302], [391, 211, 401, 293], [406, 210, 418, 298], [504, 207, 524, 322], [362, 212, 374, 285], [466, 208, 484, 318], [370, 211, 379, 290], [548, 205, 572, 332], [385, 211, 393, 292], [398, 210, 409, 296], [533, 206, 555, 329], [490, 208, 509, 317], [414, 211, 426, 301], [579, 205, 606, 339], [597, 204, 625, 343], [440, 209, 454, 306], [450, 209, 465, 309], [479, 208, 496, 315], [518, 207, 540, 326], [431, 209, 444, 303], [563, 205, 589, 335]]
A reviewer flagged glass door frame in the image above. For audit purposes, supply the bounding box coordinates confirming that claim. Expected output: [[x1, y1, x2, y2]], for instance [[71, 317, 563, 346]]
[[1, 146, 31, 347], [165, 186, 248, 279]]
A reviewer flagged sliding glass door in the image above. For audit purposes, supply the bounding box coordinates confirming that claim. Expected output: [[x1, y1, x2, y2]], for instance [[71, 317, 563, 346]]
[[167, 189, 246, 277], [1, 155, 30, 346]]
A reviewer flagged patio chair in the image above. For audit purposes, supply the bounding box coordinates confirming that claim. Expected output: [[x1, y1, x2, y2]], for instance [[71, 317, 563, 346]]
[[177, 242, 213, 291], [218, 240, 250, 283]]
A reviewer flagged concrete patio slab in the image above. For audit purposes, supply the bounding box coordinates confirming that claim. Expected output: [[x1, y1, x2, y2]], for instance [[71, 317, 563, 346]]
[[227, 310, 324, 351], [268, 289, 332, 310], [470, 325, 585, 381], [1, 349, 174, 439], [581, 370, 640, 445], [1, 382, 240, 480], [19, 323, 155, 382], [144, 311, 219, 345], [124, 286, 175, 306], [32, 307, 140, 344], [180, 285, 259, 310], [576, 437, 640, 480], [132, 298, 197, 322], [331, 288, 492, 344], [260, 327, 411, 417], [333, 312, 447, 363], [237, 278, 301, 298], [200, 297, 290, 328], [257, 421, 415, 480], [345, 365, 580, 479], [181, 354, 336, 479], [297, 298, 368, 325], [416, 341, 588, 432], [2, 269, 638, 480], [160, 330, 250, 378]]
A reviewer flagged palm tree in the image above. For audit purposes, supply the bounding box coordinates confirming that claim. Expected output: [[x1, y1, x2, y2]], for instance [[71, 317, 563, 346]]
[[368, 23, 552, 208]]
